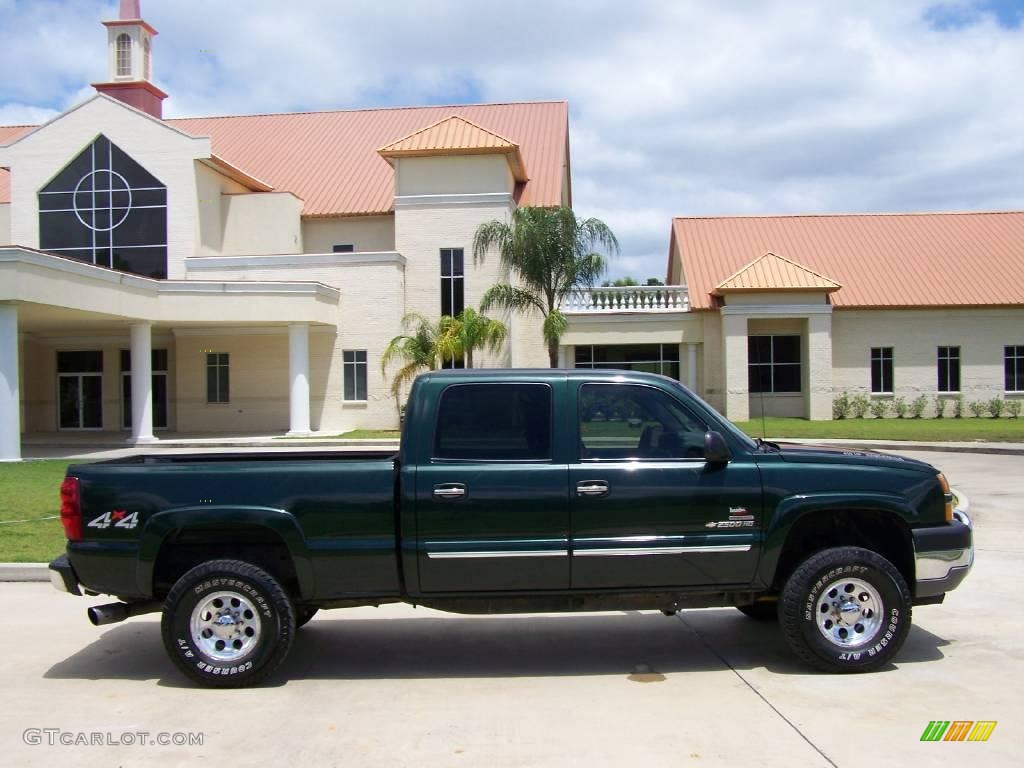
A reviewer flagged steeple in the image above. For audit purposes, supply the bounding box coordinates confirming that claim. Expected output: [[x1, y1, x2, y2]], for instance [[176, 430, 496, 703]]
[[92, 0, 167, 118]]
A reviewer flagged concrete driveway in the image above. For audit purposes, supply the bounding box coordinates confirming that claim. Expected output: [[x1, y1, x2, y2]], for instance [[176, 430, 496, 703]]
[[0, 449, 1019, 767]]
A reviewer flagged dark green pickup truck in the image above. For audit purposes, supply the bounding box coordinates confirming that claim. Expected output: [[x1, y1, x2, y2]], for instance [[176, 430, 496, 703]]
[[49, 369, 973, 687]]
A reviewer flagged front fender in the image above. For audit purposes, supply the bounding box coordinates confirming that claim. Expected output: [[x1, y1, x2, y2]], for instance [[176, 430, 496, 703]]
[[136, 505, 315, 599], [755, 492, 915, 588]]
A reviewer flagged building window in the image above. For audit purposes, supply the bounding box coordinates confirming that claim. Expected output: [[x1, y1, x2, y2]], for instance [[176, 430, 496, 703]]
[[143, 36, 151, 80], [440, 248, 464, 317], [38, 134, 168, 279], [574, 344, 680, 380], [206, 353, 229, 404], [116, 33, 132, 77], [343, 350, 368, 401], [332, 244, 354, 253], [57, 351, 103, 430], [937, 346, 960, 392], [748, 336, 801, 393], [1006, 345, 1024, 392], [871, 347, 894, 394]]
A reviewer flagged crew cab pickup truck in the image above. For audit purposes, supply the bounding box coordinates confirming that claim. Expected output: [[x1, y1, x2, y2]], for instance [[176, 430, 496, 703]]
[[49, 369, 973, 687]]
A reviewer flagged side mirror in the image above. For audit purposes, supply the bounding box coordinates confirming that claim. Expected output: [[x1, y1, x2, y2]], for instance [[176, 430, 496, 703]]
[[704, 431, 732, 464]]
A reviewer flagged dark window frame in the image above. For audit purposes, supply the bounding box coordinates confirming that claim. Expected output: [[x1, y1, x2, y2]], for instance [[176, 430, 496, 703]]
[[871, 347, 894, 394], [342, 350, 368, 401], [573, 343, 681, 381], [1006, 345, 1024, 393], [332, 244, 354, 253], [937, 346, 961, 393], [748, 335, 801, 394], [431, 382, 553, 463], [206, 353, 230, 404]]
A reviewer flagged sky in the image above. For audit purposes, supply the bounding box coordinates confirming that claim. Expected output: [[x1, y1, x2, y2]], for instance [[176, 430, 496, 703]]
[[1, 0, 1023, 280]]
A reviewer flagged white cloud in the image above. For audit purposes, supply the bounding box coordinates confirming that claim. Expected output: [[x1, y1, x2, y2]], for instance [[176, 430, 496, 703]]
[[3, 0, 1024, 279]]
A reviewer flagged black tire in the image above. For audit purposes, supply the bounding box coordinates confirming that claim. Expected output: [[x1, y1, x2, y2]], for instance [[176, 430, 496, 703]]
[[295, 606, 319, 628], [736, 601, 778, 621], [780, 546, 911, 673], [161, 559, 296, 688]]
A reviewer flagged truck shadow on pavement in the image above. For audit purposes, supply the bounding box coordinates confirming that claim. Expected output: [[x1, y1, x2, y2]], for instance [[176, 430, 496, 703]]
[[44, 608, 952, 687]]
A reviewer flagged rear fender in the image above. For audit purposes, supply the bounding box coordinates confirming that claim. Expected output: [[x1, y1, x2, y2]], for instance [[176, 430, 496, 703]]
[[137, 505, 314, 599]]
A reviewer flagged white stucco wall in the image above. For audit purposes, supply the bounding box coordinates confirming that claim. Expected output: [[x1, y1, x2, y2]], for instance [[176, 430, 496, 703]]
[[220, 192, 304, 256], [832, 308, 1024, 412], [395, 155, 515, 197], [302, 215, 396, 254], [0, 95, 213, 281]]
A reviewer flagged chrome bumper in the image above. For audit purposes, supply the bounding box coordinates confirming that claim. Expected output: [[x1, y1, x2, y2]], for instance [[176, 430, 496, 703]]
[[913, 509, 974, 600]]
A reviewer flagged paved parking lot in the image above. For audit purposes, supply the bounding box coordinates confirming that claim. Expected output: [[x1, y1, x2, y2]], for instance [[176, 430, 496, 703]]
[[0, 449, 1020, 767]]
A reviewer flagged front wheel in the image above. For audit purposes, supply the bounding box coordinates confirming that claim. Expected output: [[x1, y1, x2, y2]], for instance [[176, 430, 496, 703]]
[[161, 559, 296, 688], [779, 546, 911, 673]]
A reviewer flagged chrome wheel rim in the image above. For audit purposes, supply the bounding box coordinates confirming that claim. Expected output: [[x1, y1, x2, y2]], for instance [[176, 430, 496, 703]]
[[189, 591, 262, 662], [815, 577, 883, 649]]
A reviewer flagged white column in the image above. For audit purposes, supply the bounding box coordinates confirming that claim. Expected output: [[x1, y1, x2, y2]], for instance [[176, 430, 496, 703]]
[[129, 322, 158, 444], [806, 311, 834, 421], [287, 324, 312, 436], [557, 346, 569, 369], [0, 305, 21, 461], [687, 343, 698, 392], [721, 312, 750, 422]]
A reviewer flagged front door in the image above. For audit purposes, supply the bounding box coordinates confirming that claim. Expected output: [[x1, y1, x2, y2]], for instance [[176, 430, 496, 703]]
[[415, 381, 570, 592], [57, 351, 103, 430], [121, 349, 169, 430], [569, 381, 762, 589]]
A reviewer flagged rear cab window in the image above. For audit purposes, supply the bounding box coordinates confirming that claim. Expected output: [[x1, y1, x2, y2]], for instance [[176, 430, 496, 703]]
[[433, 383, 552, 461]]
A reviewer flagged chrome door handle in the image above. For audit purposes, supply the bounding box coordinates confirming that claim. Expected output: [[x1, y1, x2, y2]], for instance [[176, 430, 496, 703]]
[[576, 480, 609, 497], [433, 483, 466, 500]]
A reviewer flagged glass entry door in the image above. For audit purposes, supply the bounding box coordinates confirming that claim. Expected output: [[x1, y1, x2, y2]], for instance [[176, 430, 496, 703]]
[[57, 351, 103, 430], [121, 349, 169, 430]]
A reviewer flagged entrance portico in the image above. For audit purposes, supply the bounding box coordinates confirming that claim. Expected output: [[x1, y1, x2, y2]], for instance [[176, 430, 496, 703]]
[[0, 246, 339, 460]]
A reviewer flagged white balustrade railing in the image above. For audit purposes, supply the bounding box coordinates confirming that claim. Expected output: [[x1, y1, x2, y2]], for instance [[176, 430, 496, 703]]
[[562, 285, 690, 313]]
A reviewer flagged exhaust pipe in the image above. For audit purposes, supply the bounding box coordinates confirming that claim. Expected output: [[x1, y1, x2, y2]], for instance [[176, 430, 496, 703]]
[[88, 601, 162, 626]]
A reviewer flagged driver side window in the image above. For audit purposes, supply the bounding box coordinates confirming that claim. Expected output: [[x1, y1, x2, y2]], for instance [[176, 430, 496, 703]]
[[578, 384, 708, 461]]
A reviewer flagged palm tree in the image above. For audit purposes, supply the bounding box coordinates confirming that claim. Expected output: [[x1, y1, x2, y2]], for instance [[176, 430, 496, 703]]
[[472, 206, 619, 367], [381, 313, 450, 399], [443, 308, 508, 368]]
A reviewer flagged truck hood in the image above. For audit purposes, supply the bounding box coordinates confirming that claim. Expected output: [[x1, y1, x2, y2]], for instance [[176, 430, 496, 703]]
[[774, 442, 936, 473]]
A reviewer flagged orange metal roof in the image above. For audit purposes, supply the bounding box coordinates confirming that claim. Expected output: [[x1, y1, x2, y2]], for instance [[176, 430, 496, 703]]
[[714, 251, 840, 294], [378, 115, 527, 182], [0, 100, 568, 215], [673, 212, 1024, 310]]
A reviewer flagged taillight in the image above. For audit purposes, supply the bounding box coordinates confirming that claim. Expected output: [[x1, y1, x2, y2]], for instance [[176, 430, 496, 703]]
[[60, 476, 82, 541], [936, 473, 953, 523]]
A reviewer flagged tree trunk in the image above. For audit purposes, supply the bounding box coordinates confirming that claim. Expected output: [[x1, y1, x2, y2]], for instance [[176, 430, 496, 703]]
[[466, 349, 474, 368], [548, 338, 559, 368]]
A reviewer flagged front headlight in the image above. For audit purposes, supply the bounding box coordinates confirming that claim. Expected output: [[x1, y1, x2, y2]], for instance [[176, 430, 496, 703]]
[[936, 473, 953, 523]]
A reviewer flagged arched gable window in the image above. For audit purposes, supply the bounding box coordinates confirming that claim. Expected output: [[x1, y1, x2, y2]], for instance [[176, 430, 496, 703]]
[[116, 33, 132, 77], [38, 134, 168, 279]]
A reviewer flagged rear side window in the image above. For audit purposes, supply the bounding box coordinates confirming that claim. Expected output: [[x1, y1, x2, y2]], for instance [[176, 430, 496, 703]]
[[434, 383, 552, 461]]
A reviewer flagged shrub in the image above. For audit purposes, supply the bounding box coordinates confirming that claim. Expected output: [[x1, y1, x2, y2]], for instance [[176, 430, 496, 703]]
[[850, 394, 870, 419], [987, 398, 1005, 418], [869, 399, 890, 419], [892, 397, 908, 419], [968, 400, 986, 418], [933, 396, 948, 419], [910, 395, 927, 419], [1007, 400, 1022, 419], [833, 393, 851, 420], [953, 395, 964, 419]]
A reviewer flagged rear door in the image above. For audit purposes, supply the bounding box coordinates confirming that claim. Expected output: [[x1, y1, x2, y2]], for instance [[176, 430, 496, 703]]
[[415, 381, 571, 592], [569, 381, 762, 589]]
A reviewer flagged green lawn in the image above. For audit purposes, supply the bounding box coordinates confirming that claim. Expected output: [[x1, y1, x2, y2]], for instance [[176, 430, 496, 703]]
[[734, 416, 1024, 442], [276, 429, 401, 440], [0, 460, 73, 562]]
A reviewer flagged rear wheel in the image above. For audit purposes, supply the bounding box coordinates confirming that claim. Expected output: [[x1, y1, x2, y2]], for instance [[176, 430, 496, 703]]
[[161, 559, 295, 688], [736, 601, 778, 621], [780, 546, 911, 673]]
